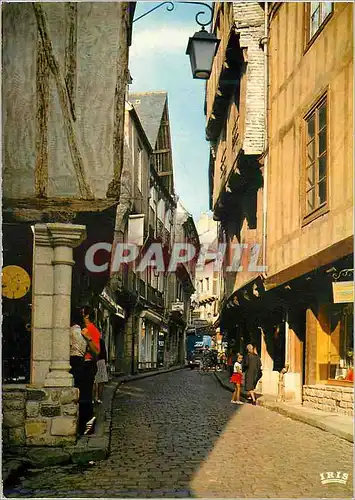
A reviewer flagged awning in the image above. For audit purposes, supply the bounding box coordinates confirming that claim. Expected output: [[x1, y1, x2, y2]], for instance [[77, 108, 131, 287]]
[[99, 290, 125, 319], [199, 296, 217, 305], [140, 309, 163, 325]]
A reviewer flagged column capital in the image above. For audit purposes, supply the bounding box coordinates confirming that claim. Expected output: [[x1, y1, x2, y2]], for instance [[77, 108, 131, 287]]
[[34, 224, 51, 247], [47, 223, 87, 249]]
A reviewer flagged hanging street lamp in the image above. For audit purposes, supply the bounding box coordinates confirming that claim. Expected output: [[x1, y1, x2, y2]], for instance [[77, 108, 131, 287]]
[[186, 27, 219, 79], [133, 1, 219, 80]]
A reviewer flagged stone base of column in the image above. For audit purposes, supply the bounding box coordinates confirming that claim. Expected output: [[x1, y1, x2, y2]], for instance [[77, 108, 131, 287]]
[[25, 387, 79, 446], [44, 362, 74, 388], [44, 374, 74, 388]]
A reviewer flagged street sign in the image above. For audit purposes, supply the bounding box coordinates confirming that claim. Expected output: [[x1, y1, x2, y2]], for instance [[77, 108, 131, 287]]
[[172, 301, 184, 313], [332, 281, 354, 304]]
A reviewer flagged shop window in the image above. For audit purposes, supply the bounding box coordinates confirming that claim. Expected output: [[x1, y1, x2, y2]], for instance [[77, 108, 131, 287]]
[[328, 304, 353, 382]]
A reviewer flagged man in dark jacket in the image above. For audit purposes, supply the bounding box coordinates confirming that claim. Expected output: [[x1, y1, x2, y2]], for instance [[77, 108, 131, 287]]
[[243, 344, 262, 405]]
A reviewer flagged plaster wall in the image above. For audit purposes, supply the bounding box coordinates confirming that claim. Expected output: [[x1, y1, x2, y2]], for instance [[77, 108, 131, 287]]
[[2, 2, 127, 200]]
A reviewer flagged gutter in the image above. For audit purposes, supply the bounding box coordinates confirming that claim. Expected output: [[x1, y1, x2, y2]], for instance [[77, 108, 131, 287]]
[[261, 2, 269, 273]]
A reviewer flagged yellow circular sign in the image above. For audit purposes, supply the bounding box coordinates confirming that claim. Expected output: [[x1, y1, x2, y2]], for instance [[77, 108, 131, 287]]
[[2, 265, 31, 299]]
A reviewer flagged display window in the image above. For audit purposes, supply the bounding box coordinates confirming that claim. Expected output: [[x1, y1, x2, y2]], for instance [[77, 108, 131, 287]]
[[328, 303, 353, 383]]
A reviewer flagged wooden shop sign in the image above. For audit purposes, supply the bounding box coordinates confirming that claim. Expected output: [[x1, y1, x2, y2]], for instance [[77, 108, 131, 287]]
[[332, 281, 354, 304]]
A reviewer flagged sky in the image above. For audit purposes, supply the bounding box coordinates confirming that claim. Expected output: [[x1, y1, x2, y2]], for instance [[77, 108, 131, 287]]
[[129, 1, 212, 222]]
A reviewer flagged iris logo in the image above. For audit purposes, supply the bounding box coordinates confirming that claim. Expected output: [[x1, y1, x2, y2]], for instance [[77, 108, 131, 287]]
[[320, 472, 349, 485]]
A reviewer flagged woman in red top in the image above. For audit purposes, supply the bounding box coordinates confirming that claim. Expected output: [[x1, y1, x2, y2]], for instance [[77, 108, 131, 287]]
[[80, 306, 100, 435]]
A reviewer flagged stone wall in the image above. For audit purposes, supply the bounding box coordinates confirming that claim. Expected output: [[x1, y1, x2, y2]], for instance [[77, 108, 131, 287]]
[[303, 385, 354, 416], [3, 386, 79, 448], [233, 1, 265, 155]]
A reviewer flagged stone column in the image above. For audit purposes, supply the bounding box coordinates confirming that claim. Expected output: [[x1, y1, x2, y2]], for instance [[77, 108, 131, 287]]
[[31, 225, 55, 385], [44, 223, 86, 388]]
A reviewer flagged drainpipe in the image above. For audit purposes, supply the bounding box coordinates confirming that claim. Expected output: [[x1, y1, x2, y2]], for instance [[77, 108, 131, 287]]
[[285, 310, 290, 366], [261, 2, 269, 272]]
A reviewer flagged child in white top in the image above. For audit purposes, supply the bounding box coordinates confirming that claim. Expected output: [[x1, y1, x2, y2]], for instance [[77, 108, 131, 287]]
[[230, 353, 244, 405]]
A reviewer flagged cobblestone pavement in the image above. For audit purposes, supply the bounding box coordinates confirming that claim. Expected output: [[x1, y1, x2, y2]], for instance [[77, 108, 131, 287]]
[[5, 370, 353, 498]]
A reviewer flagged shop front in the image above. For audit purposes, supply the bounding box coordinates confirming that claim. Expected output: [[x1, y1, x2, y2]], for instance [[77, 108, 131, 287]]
[[2, 223, 33, 384], [157, 324, 168, 367], [97, 288, 126, 376], [304, 301, 354, 415], [303, 264, 354, 416], [138, 310, 162, 370]]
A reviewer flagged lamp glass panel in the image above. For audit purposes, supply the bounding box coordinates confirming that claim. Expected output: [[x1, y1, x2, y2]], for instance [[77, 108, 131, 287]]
[[190, 38, 217, 77]]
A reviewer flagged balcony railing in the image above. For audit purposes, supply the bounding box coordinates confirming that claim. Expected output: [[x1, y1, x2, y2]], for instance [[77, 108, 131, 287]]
[[149, 206, 156, 236], [162, 228, 170, 247], [157, 218, 164, 238], [156, 290, 164, 308], [153, 150, 171, 173], [138, 278, 146, 299], [121, 266, 137, 294], [147, 284, 155, 304], [128, 270, 136, 292]]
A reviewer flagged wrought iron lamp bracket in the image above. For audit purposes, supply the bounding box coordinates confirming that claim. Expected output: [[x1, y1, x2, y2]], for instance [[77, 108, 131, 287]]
[[332, 268, 354, 281], [133, 1, 213, 29]]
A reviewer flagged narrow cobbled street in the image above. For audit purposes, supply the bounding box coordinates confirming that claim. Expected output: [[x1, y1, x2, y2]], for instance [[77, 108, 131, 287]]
[[5, 370, 353, 498]]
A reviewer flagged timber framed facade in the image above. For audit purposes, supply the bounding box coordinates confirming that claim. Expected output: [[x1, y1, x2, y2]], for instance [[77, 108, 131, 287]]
[[205, 2, 353, 413]]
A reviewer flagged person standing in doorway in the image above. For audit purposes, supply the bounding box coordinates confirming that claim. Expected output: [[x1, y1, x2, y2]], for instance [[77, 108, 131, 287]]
[[230, 353, 244, 404], [93, 336, 108, 404], [243, 344, 262, 406], [253, 345, 263, 388], [80, 307, 100, 435]]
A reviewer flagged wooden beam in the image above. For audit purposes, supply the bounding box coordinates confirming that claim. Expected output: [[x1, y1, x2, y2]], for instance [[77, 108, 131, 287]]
[[158, 171, 173, 177], [153, 148, 171, 154], [3, 198, 118, 224], [3, 197, 117, 212], [107, 2, 129, 199], [64, 2, 77, 121], [265, 236, 354, 290], [32, 3, 93, 200]]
